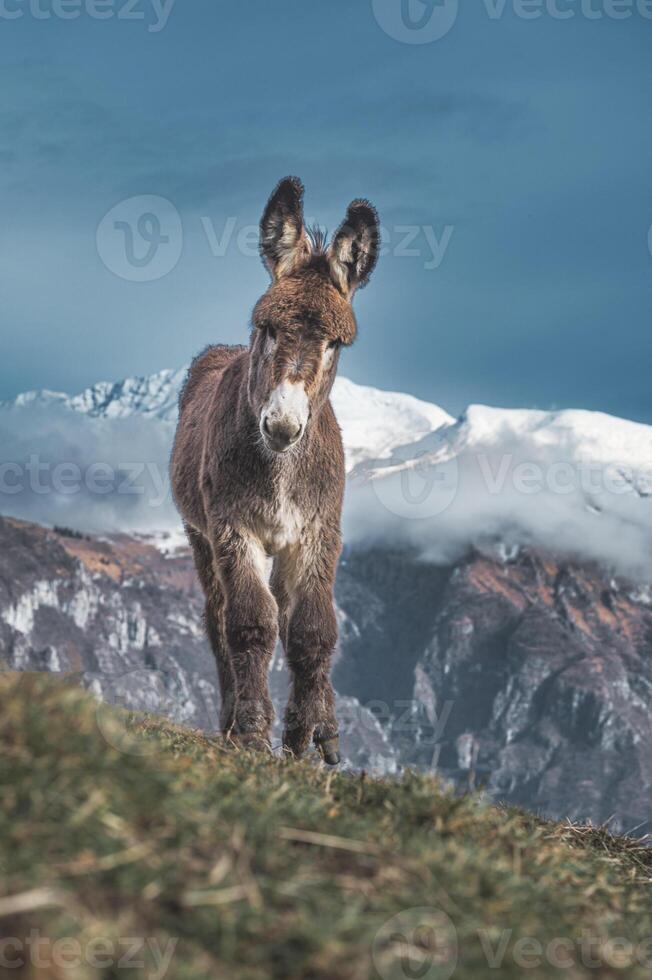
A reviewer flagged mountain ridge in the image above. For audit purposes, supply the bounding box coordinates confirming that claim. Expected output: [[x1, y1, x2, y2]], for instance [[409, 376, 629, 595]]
[[6, 363, 650, 479], [1, 367, 454, 471], [2, 363, 651, 577]]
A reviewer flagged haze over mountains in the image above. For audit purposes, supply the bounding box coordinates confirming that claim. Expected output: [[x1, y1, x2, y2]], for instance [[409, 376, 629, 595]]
[[2, 364, 651, 580]]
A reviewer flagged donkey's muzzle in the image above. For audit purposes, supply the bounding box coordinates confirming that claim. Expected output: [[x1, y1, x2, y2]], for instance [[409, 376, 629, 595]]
[[262, 415, 303, 453], [261, 379, 309, 453]]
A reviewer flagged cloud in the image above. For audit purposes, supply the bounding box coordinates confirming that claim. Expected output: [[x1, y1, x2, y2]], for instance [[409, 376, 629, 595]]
[[3, 396, 652, 584], [345, 413, 652, 582], [0, 404, 178, 533]]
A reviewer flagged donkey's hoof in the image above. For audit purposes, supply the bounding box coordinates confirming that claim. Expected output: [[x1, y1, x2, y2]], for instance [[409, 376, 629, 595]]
[[315, 736, 341, 766]]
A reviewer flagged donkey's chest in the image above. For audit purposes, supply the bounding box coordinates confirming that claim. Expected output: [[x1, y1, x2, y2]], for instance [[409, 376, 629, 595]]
[[253, 496, 305, 556]]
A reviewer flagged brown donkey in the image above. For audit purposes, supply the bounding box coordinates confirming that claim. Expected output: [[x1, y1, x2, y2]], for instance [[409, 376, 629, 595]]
[[171, 177, 379, 764]]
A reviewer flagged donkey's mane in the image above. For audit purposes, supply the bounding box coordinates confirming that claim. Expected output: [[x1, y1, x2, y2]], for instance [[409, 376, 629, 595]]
[[306, 225, 328, 256]]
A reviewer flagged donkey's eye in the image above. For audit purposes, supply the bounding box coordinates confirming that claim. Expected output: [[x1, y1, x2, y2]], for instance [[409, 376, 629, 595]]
[[328, 339, 341, 350], [266, 325, 277, 342]]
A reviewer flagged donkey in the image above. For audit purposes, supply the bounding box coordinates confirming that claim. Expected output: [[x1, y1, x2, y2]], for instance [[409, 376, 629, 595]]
[[171, 177, 380, 764]]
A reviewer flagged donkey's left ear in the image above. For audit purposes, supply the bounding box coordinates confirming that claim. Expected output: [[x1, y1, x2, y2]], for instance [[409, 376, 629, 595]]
[[328, 200, 380, 298], [260, 176, 311, 280]]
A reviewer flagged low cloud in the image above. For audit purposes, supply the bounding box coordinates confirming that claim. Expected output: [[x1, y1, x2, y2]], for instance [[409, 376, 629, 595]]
[[3, 398, 652, 583], [345, 419, 652, 582], [0, 403, 178, 532]]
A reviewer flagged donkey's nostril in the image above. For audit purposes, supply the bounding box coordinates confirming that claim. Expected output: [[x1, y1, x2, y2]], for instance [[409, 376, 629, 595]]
[[263, 416, 272, 436]]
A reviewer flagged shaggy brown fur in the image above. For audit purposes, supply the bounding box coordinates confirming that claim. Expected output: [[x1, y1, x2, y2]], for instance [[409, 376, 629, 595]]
[[171, 177, 379, 764]]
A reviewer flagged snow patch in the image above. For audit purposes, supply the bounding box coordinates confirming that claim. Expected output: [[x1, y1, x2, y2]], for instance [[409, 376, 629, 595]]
[[2, 581, 60, 634]]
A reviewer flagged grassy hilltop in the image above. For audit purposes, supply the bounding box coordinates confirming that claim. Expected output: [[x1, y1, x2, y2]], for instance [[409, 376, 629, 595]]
[[0, 674, 651, 980]]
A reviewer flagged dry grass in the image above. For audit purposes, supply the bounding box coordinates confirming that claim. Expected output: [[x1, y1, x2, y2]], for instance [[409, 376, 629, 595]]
[[0, 673, 651, 979]]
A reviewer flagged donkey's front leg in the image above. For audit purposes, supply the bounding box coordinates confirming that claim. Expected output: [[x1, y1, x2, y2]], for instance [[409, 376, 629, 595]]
[[211, 523, 277, 748], [273, 544, 340, 764]]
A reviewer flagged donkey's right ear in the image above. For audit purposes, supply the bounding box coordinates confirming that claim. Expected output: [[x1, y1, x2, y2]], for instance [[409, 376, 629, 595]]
[[260, 176, 310, 280]]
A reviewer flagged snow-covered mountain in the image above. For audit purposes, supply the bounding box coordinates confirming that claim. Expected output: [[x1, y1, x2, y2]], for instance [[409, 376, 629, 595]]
[[2, 365, 651, 579], [368, 402, 652, 477], [2, 368, 452, 473], [346, 398, 652, 580], [331, 376, 452, 469], [6, 368, 186, 423]]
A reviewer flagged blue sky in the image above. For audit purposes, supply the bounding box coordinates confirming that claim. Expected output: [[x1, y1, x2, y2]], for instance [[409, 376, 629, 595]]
[[1, 0, 651, 421]]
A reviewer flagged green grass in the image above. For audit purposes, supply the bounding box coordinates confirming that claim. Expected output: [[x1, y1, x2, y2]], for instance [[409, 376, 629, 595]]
[[0, 673, 651, 979]]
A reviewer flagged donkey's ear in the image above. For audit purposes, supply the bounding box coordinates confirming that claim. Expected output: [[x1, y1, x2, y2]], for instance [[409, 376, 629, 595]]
[[260, 176, 310, 280], [328, 199, 380, 298]]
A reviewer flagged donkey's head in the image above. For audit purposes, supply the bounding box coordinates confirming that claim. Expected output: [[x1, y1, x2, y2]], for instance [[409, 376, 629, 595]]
[[249, 177, 379, 454]]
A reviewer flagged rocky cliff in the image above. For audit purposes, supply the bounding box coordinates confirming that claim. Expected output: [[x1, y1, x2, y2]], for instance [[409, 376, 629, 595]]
[[336, 547, 652, 834]]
